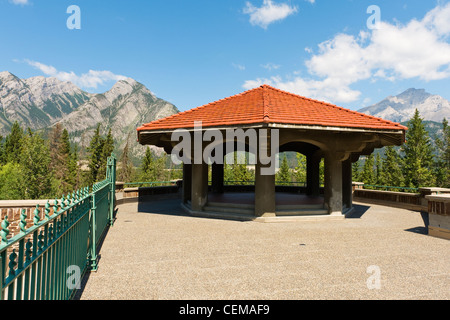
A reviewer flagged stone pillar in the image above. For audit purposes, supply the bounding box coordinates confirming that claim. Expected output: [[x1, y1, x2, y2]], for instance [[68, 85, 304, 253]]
[[324, 152, 343, 216], [254, 128, 276, 217], [342, 158, 352, 210], [306, 153, 321, 196], [191, 162, 208, 211], [182, 163, 192, 204], [255, 161, 276, 217], [211, 163, 224, 194]]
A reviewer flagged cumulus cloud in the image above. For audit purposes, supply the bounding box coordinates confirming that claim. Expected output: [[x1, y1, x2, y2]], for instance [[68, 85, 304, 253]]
[[243, 0, 298, 29], [25, 60, 126, 90], [243, 3, 450, 103]]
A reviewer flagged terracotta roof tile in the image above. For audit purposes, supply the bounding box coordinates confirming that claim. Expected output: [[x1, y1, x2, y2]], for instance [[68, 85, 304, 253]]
[[137, 85, 407, 132]]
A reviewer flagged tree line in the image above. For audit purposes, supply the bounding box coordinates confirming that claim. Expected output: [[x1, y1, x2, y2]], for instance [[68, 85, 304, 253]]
[[0, 122, 173, 200], [353, 109, 450, 189]]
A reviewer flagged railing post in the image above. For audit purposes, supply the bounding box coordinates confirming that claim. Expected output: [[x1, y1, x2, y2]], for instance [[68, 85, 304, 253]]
[[89, 191, 98, 271], [107, 156, 116, 226]]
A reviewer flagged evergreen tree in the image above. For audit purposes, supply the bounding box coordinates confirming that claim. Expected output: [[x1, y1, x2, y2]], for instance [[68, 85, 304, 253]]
[[233, 152, 253, 185], [361, 154, 376, 186], [118, 134, 133, 182], [87, 124, 105, 184], [401, 109, 435, 188], [276, 154, 291, 185], [294, 153, 307, 185], [375, 153, 382, 185], [352, 160, 361, 182], [139, 147, 166, 182], [98, 128, 115, 180], [3, 121, 24, 164], [381, 146, 404, 188], [435, 118, 450, 187], [20, 130, 53, 199]]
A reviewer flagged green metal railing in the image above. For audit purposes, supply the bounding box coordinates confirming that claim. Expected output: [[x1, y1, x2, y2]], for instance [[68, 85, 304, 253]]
[[0, 154, 116, 300]]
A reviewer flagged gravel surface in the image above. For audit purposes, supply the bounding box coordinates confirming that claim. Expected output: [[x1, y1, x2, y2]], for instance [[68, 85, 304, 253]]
[[77, 198, 449, 300]]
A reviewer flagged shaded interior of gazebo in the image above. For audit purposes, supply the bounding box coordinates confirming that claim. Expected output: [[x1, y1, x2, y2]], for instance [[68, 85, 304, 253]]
[[137, 85, 407, 221]]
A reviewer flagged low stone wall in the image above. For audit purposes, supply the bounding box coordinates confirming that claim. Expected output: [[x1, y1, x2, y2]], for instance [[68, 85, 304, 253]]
[[426, 194, 450, 240], [116, 185, 181, 205], [353, 185, 450, 212], [353, 189, 424, 211]]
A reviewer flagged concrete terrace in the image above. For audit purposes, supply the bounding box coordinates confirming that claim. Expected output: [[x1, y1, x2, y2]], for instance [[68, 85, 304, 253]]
[[76, 196, 450, 300]]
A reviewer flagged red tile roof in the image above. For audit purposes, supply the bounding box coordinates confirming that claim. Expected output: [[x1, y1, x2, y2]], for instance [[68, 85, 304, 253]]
[[137, 85, 407, 132]]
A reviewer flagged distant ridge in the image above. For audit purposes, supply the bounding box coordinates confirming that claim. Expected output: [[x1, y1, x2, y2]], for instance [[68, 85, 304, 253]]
[[358, 88, 450, 123], [0, 71, 179, 159]]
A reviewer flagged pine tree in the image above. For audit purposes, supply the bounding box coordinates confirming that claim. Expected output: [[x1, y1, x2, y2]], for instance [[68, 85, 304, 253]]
[[20, 130, 53, 199], [401, 109, 435, 188], [435, 118, 450, 187], [98, 128, 115, 180], [87, 124, 105, 184], [361, 154, 375, 186], [276, 154, 291, 185], [294, 153, 307, 185], [118, 134, 133, 182], [375, 153, 382, 185], [352, 160, 361, 182], [380, 146, 404, 188], [3, 121, 24, 164]]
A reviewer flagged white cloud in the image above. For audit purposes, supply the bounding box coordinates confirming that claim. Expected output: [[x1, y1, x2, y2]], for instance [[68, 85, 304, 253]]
[[25, 60, 126, 89], [261, 63, 281, 71], [243, 0, 298, 29], [10, 0, 29, 5], [243, 3, 450, 103], [232, 63, 246, 71]]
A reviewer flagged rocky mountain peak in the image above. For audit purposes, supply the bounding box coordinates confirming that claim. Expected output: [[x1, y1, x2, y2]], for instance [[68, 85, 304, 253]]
[[359, 88, 450, 123]]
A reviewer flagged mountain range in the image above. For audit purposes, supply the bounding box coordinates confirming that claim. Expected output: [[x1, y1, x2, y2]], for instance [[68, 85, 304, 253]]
[[1, 71, 449, 162], [358, 88, 450, 123], [0, 71, 179, 161]]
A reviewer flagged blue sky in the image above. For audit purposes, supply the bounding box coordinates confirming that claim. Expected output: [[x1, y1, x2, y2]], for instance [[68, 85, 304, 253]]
[[1, 0, 449, 112]]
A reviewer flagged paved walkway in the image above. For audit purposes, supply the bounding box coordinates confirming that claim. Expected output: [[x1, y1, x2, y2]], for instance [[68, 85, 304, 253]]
[[77, 196, 449, 300]]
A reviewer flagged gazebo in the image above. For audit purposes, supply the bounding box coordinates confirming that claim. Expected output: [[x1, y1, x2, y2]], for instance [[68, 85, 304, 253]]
[[137, 85, 407, 221]]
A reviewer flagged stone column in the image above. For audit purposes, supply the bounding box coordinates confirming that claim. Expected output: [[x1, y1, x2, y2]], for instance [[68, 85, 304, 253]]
[[211, 163, 224, 194], [254, 129, 276, 217], [324, 152, 343, 216], [342, 158, 352, 210], [182, 163, 192, 204], [191, 162, 208, 211], [306, 153, 321, 196]]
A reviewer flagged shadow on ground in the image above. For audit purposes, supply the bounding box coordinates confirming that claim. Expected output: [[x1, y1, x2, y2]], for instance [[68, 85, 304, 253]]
[[137, 194, 187, 217], [346, 204, 371, 219], [405, 211, 429, 235]]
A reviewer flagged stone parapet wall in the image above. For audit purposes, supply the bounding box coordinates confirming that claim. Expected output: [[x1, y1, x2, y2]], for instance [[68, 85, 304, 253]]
[[426, 194, 450, 240]]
